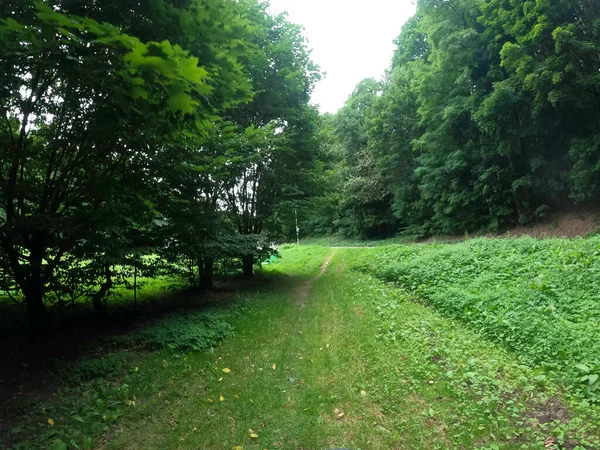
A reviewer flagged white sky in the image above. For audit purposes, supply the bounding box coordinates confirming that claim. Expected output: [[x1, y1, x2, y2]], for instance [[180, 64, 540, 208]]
[[268, 0, 417, 114]]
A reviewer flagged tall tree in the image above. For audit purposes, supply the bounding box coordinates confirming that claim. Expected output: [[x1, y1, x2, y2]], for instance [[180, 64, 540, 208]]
[[0, 2, 250, 326], [222, 2, 321, 275], [310, 0, 600, 238]]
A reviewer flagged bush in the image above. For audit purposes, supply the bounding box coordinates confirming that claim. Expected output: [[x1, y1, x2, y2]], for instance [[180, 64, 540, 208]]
[[120, 309, 233, 352], [68, 352, 128, 382]]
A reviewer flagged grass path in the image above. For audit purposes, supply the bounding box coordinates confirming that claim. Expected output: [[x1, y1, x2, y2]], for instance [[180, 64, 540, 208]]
[[8, 245, 595, 449], [294, 249, 337, 306], [96, 246, 598, 449]]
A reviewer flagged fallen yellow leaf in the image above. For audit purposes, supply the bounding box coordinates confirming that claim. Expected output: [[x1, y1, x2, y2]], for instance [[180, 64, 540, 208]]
[[250, 433, 259, 439], [233, 447, 243, 450], [222, 368, 231, 373], [207, 398, 214, 403], [135, 366, 139, 372], [272, 363, 276, 370], [47, 418, 54, 426], [218, 377, 223, 382], [219, 395, 225, 402]]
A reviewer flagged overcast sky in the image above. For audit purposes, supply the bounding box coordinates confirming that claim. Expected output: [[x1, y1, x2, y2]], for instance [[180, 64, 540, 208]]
[[268, 0, 417, 114]]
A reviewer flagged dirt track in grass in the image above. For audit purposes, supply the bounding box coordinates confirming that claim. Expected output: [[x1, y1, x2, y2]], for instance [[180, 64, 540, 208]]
[[4, 246, 600, 449], [294, 249, 337, 306]]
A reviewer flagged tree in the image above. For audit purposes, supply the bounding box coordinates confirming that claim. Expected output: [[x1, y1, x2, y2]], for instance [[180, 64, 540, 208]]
[[312, 0, 600, 238], [0, 2, 248, 326], [157, 122, 245, 289], [333, 79, 399, 238], [221, 2, 321, 275]]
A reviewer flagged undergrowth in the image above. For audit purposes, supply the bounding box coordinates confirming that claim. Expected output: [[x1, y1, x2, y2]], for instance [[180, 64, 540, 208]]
[[352, 237, 600, 403], [116, 309, 233, 352], [298, 235, 419, 247], [335, 262, 600, 448], [5, 307, 239, 450]]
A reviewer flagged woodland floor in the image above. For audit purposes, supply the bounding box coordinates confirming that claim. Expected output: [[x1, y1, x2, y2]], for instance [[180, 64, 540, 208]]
[[2, 246, 600, 449]]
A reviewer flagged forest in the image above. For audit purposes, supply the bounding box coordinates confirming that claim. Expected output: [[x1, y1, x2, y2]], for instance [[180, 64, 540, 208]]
[[309, 0, 600, 239], [2, 0, 600, 329], [1, 0, 323, 329], [2, 0, 600, 449]]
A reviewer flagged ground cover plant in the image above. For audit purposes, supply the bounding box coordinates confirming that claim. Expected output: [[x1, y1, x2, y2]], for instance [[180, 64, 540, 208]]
[[3, 244, 600, 449], [353, 237, 600, 404], [1, 283, 248, 449]]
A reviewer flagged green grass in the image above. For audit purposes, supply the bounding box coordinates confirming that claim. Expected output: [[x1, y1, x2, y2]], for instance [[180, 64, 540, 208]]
[[298, 235, 419, 247], [5, 243, 600, 449], [353, 237, 600, 403], [0, 273, 185, 336]]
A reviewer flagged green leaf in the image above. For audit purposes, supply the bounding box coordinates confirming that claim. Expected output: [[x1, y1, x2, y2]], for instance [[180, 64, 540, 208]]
[[576, 364, 591, 373], [166, 91, 198, 114]]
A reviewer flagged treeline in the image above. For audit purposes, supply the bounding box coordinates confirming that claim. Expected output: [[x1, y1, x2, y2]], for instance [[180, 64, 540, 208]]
[[304, 0, 600, 239], [0, 0, 322, 328]]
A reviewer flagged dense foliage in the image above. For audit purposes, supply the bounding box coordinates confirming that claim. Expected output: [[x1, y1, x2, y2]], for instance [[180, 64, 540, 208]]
[[0, 0, 322, 328], [354, 237, 600, 401], [304, 0, 600, 238], [121, 309, 233, 352]]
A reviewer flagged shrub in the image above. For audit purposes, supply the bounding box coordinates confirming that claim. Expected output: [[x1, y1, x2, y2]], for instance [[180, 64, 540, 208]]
[[121, 309, 233, 352]]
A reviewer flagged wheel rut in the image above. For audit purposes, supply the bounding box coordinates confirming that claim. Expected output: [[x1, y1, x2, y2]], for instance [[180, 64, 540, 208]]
[[294, 249, 338, 306]]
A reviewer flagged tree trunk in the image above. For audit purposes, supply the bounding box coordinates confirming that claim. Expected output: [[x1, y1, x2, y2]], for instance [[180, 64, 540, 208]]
[[91, 264, 112, 317], [241, 254, 254, 277], [13, 251, 48, 331], [23, 282, 47, 331], [199, 256, 214, 289], [133, 264, 137, 309]]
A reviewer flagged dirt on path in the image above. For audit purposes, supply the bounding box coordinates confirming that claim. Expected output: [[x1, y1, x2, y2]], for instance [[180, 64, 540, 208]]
[[295, 249, 338, 306]]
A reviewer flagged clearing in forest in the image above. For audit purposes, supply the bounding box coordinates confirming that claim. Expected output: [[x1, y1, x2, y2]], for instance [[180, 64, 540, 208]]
[[3, 243, 600, 449]]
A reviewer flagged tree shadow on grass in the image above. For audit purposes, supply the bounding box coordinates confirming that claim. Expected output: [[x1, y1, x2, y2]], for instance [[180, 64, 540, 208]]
[[0, 272, 280, 433]]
